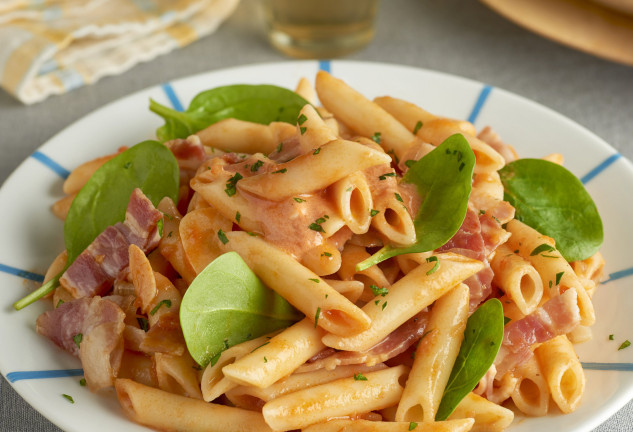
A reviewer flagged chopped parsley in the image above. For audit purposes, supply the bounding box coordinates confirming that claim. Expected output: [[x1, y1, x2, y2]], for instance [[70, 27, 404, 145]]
[[321, 252, 332, 257], [372, 132, 382, 144], [409, 422, 419, 431], [235, 211, 241, 223], [309, 216, 328, 233], [224, 172, 243, 197], [619, 340, 631, 350], [426, 256, 440, 275], [370, 209, 379, 217], [150, 299, 172, 316], [217, 229, 229, 244], [251, 341, 270, 353], [555, 271, 564, 285], [297, 113, 308, 125], [251, 160, 264, 172], [378, 172, 396, 180], [137, 317, 149, 332], [293, 197, 306, 203], [382, 301, 388, 311], [609, 334, 615, 341], [56, 299, 64, 308], [370, 285, 389, 297], [530, 243, 556, 256], [272, 168, 287, 174], [157, 219, 164, 237], [276, 142, 283, 153], [73, 333, 83, 350], [264, 356, 268, 363], [309, 278, 320, 283], [394, 192, 404, 203], [313, 148, 321, 155], [79, 378, 86, 387], [300, 126, 307, 135], [413, 120, 423, 135], [353, 373, 368, 381], [62, 394, 74, 403], [314, 307, 321, 328]]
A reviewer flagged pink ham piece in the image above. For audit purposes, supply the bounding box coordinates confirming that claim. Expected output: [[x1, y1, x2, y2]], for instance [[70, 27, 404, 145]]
[[298, 311, 429, 372], [437, 207, 493, 311], [36, 296, 126, 391], [495, 289, 581, 376], [60, 188, 163, 299]]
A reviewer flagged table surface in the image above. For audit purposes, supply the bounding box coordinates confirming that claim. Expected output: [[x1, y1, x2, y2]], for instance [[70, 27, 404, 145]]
[[1, 0, 632, 430]]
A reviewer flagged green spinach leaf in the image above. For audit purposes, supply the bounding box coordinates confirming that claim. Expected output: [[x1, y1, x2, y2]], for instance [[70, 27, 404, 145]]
[[356, 134, 475, 271], [13, 141, 179, 310], [180, 252, 303, 367], [499, 159, 603, 262], [150, 84, 310, 142], [435, 298, 504, 421]]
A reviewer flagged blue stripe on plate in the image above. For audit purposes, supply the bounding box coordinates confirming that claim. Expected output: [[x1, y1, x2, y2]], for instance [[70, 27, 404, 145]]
[[581, 362, 633, 371], [6, 369, 84, 383], [580, 153, 622, 184], [318, 60, 331, 73], [602, 267, 633, 284], [161, 82, 184, 112], [31, 151, 70, 179], [467, 84, 493, 124], [0, 263, 45, 282]]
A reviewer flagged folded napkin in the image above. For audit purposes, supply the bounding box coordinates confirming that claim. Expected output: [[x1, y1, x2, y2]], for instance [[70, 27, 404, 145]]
[[0, 0, 239, 104]]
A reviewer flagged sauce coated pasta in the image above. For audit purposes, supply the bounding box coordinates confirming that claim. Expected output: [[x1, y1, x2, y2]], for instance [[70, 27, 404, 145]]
[[27, 70, 604, 432]]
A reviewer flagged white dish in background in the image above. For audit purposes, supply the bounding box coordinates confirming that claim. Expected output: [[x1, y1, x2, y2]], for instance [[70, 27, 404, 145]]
[[1, 60, 631, 431]]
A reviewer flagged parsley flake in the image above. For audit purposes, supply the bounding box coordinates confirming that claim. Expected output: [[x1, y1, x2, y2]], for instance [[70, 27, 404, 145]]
[[313, 148, 321, 155], [394, 193, 404, 203], [251, 160, 264, 172], [300, 126, 307, 135], [530, 243, 556, 256], [157, 219, 164, 237], [609, 334, 615, 340], [293, 197, 306, 203], [150, 299, 172, 316], [272, 168, 287, 174], [370, 285, 389, 297], [321, 252, 332, 257], [62, 394, 74, 403], [379, 172, 396, 180], [309, 278, 320, 283], [137, 317, 149, 332], [354, 373, 368, 381], [409, 422, 419, 431], [217, 229, 229, 244], [276, 142, 283, 153], [370, 209, 379, 217], [619, 340, 631, 350], [73, 333, 83, 350], [555, 271, 564, 285], [79, 378, 86, 387], [235, 211, 241, 223], [413, 120, 423, 135], [297, 113, 308, 125], [224, 172, 243, 197], [314, 307, 321, 328], [426, 256, 440, 275], [382, 301, 388, 311], [372, 132, 382, 144]]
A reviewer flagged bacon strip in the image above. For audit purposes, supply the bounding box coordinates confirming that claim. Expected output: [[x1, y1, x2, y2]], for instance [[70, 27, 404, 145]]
[[60, 189, 163, 298], [298, 311, 429, 372], [495, 289, 580, 375]]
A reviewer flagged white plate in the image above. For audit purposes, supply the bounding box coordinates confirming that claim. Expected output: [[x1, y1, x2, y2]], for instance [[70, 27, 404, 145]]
[[1, 60, 631, 432]]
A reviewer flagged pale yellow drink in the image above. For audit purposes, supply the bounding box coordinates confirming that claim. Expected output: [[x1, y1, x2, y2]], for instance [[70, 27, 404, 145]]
[[262, 0, 379, 59]]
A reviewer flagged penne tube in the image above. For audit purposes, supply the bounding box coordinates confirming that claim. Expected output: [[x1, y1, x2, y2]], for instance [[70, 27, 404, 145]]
[[51, 193, 75, 220], [295, 77, 317, 105], [154, 352, 203, 400], [490, 244, 544, 315], [115, 378, 273, 432], [322, 253, 484, 352], [262, 365, 409, 431], [221, 231, 371, 336], [195, 118, 296, 154], [128, 244, 156, 314], [297, 103, 338, 153], [226, 363, 387, 407], [222, 318, 325, 389], [374, 95, 476, 137], [447, 392, 514, 432], [238, 138, 391, 201], [338, 244, 392, 302], [396, 283, 470, 422], [511, 356, 550, 417], [370, 192, 417, 246], [201, 334, 274, 402], [331, 171, 374, 235], [324, 279, 365, 303], [315, 70, 417, 159], [535, 335, 585, 414], [302, 419, 476, 432], [416, 118, 505, 174], [506, 220, 595, 326], [179, 207, 233, 274], [157, 198, 197, 284], [395, 251, 434, 275]]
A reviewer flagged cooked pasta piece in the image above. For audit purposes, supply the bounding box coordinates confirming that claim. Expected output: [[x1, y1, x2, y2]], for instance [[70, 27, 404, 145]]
[[511, 356, 550, 417], [447, 392, 514, 432]]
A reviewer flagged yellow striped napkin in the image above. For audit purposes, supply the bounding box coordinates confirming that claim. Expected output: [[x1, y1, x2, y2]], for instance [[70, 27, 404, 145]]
[[0, 0, 239, 104]]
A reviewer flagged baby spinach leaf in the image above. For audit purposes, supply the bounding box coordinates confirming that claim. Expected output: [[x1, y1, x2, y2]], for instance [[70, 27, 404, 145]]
[[150, 84, 310, 142], [180, 252, 303, 367], [356, 134, 475, 271], [436, 298, 504, 421], [13, 141, 179, 310], [64, 140, 179, 263], [499, 159, 603, 262]]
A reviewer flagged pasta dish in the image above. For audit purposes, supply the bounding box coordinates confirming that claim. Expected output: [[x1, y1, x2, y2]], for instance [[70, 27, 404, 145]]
[[14, 70, 605, 432]]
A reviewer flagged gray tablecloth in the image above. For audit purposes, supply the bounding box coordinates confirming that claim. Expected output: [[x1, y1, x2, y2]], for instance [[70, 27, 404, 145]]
[[1, 0, 632, 430]]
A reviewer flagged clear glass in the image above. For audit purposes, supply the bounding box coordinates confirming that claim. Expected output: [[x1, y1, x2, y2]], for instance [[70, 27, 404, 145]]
[[262, 0, 379, 59]]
